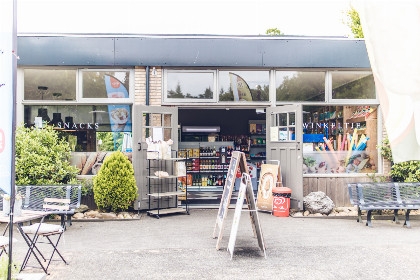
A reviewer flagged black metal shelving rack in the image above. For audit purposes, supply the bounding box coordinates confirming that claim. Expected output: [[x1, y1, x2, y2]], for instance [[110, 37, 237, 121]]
[[146, 151, 189, 219]]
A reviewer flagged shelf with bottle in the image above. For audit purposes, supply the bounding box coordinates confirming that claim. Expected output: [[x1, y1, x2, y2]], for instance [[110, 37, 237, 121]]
[[190, 174, 227, 188]]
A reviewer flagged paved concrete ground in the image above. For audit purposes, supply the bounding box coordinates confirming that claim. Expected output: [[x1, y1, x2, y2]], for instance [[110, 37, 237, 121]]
[[5, 210, 420, 280]]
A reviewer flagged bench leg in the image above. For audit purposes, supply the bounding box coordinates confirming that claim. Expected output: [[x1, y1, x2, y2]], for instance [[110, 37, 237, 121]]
[[393, 209, 400, 224], [404, 209, 411, 228], [357, 207, 363, 223], [67, 214, 72, 227], [366, 210, 372, 227], [60, 215, 65, 229]]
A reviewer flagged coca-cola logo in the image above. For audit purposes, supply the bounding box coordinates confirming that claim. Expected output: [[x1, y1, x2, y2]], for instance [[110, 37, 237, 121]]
[[0, 129, 5, 153], [110, 77, 121, 89]]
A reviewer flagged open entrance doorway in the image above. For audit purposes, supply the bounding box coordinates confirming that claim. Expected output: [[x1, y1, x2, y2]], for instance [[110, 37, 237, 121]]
[[178, 108, 266, 207]]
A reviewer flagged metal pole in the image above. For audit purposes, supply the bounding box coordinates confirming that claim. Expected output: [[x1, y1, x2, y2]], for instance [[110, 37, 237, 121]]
[[146, 66, 150, 106], [8, 0, 18, 279]]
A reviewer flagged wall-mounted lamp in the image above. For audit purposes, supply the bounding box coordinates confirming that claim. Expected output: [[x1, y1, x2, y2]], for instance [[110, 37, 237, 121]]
[[151, 67, 157, 76]]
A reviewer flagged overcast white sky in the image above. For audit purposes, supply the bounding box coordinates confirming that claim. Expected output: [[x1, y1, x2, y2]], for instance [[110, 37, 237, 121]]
[[17, 0, 353, 36]]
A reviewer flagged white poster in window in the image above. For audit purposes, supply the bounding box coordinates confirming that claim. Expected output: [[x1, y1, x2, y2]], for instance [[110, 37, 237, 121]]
[[270, 127, 279, 142], [279, 130, 288, 141], [153, 127, 164, 142]]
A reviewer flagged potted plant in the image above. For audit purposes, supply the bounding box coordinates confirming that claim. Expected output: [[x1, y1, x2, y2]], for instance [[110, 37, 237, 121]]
[[2, 192, 24, 217]]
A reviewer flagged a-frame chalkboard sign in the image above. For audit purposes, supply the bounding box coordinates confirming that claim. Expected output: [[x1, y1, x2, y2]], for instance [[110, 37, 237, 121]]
[[213, 151, 249, 250], [227, 173, 266, 259]]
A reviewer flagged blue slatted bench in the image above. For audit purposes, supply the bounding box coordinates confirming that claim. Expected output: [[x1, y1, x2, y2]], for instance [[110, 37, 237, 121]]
[[348, 182, 420, 227]]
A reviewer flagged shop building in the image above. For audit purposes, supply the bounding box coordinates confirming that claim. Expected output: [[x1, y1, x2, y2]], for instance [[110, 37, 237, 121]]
[[16, 34, 387, 210]]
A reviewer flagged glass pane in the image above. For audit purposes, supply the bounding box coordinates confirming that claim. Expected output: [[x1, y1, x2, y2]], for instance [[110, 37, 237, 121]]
[[167, 72, 214, 99], [332, 72, 375, 99], [151, 114, 162, 127], [83, 71, 130, 98], [219, 71, 269, 102], [278, 113, 287, 127], [142, 113, 149, 127], [289, 127, 296, 141], [163, 114, 172, 127], [278, 128, 288, 141], [24, 69, 76, 100], [302, 105, 378, 174], [289, 112, 295, 126], [24, 105, 132, 152], [276, 71, 325, 101], [143, 128, 151, 142], [164, 128, 172, 141]]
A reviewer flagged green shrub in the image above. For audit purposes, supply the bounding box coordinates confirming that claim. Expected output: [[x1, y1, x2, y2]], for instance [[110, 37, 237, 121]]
[[15, 126, 79, 185], [0, 256, 20, 280], [93, 151, 137, 212], [80, 178, 94, 197], [390, 161, 420, 182]]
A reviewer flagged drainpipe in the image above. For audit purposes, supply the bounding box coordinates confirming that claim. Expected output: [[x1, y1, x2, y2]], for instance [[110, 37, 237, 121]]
[[146, 66, 150, 106]]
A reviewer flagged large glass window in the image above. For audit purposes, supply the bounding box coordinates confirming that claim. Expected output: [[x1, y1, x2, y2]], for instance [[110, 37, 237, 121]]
[[24, 105, 132, 153], [302, 105, 378, 174], [332, 72, 375, 99], [24, 69, 76, 100], [276, 71, 325, 102], [219, 71, 269, 102], [166, 71, 214, 100], [82, 70, 131, 99]]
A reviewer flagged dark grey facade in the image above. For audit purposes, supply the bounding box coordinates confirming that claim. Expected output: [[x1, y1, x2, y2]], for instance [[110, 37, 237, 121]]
[[17, 35, 370, 68]]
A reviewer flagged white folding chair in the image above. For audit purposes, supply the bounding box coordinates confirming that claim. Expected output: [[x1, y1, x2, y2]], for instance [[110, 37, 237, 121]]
[[21, 198, 69, 273]]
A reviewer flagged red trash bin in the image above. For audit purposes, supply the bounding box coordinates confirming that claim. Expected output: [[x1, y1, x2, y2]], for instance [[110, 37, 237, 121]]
[[272, 186, 292, 217]]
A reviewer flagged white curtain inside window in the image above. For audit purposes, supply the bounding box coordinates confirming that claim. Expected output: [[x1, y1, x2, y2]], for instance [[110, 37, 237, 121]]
[[355, 0, 420, 163]]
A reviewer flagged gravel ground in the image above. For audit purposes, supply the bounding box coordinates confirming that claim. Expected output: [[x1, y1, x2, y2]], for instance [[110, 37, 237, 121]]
[[5, 209, 420, 280]]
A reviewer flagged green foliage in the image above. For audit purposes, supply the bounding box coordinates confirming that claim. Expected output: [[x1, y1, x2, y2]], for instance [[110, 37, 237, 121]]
[[97, 132, 125, 152], [345, 7, 364, 38], [377, 136, 393, 162], [376, 136, 420, 182], [266, 28, 284, 36], [0, 256, 20, 280], [80, 179, 94, 197], [276, 72, 325, 101], [391, 161, 420, 183], [15, 126, 79, 185], [93, 151, 137, 212], [167, 83, 213, 99]]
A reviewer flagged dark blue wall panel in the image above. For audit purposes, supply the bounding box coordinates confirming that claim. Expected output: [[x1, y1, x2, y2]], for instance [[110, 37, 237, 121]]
[[18, 35, 371, 68]]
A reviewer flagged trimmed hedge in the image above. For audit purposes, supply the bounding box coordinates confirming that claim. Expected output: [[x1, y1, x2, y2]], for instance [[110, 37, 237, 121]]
[[93, 151, 137, 212]]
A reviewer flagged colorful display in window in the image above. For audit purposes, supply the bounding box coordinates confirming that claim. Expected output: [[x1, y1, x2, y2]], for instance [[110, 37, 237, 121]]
[[302, 105, 378, 174]]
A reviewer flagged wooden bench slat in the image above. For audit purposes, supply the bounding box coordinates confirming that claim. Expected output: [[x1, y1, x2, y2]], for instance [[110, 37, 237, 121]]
[[44, 198, 71, 204], [43, 204, 70, 211]]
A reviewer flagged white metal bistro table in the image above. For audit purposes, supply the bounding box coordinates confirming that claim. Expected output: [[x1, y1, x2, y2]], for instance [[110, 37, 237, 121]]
[[0, 210, 52, 274]]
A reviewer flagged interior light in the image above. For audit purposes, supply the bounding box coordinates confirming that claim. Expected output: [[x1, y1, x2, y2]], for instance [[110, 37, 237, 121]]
[[182, 126, 220, 133]]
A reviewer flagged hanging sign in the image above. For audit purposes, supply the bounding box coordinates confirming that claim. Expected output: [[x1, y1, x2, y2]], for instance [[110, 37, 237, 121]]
[[0, 0, 14, 194], [213, 151, 249, 250]]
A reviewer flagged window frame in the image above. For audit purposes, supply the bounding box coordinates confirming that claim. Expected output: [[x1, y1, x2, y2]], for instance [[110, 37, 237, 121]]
[[217, 69, 271, 105], [327, 70, 378, 104], [22, 67, 135, 105], [274, 69, 328, 104], [163, 69, 217, 104]]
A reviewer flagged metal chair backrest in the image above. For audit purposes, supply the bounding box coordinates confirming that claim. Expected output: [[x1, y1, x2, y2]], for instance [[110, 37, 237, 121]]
[[43, 198, 70, 211]]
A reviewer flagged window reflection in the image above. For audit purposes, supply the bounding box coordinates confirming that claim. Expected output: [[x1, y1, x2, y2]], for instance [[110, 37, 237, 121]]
[[332, 72, 375, 99], [219, 71, 269, 102], [24, 69, 77, 101], [276, 71, 325, 102], [167, 72, 214, 99], [83, 71, 130, 99]]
